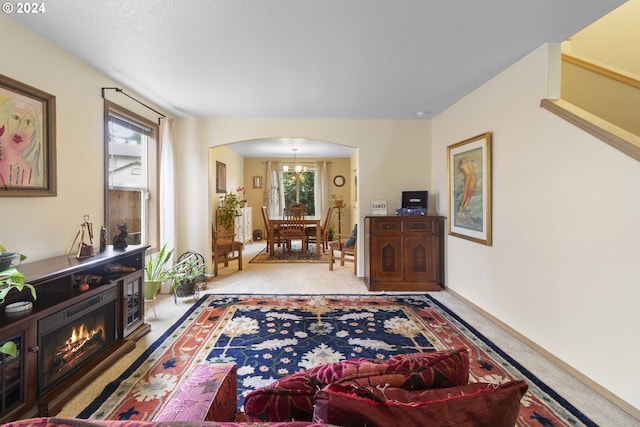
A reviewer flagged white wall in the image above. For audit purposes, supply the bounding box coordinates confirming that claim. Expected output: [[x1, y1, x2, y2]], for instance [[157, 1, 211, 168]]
[[432, 44, 640, 410], [209, 145, 245, 224], [173, 118, 431, 274], [0, 15, 169, 260]]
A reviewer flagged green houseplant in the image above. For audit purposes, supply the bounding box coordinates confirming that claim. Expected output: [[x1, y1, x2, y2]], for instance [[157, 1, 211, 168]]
[[166, 252, 205, 299], [144, 243, 174, 300], [0, 240, 27, 271], [217, 192, 242, 233], [0, 241, 36, 306]]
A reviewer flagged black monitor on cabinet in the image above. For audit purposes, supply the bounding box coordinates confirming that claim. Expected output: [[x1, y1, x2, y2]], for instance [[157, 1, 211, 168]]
[[401, 190, 428, 210]]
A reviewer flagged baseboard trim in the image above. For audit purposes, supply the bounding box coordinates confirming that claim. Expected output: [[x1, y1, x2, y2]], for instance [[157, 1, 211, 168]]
[[444, 288, 640, 422]]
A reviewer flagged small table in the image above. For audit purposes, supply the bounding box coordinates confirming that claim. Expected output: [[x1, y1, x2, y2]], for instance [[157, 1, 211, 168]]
[[269, 217, 322, 257]]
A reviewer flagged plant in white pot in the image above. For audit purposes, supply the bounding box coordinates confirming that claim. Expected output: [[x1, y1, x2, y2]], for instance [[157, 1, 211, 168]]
[[144, 243, 174, 299]]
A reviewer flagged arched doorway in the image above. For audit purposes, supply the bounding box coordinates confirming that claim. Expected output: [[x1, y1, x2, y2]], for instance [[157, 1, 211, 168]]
[[208, 138, 357, 251]]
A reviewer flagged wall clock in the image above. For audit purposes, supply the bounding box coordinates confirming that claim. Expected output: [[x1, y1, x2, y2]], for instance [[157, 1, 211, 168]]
[[333, 175, 345, 187]]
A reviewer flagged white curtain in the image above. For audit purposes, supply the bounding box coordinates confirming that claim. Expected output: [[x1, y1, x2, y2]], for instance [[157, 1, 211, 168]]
[[266, 161, 283, 218], [314, 161, 330, 218], [159, 117, 176, 293]]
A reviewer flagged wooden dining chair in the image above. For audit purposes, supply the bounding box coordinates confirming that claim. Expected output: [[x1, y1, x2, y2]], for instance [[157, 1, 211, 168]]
[[280, 206, 308, 255], [212, 225, 243, 276], [261, 206, 282, 253], [328, 224, 357, 275], [306, 206, 333, 253]]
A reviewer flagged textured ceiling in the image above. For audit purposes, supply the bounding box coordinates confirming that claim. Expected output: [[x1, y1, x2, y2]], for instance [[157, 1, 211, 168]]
[[8, 0, 626, 121]]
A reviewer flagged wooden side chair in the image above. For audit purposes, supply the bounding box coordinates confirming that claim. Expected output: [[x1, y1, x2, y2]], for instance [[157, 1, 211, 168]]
[[261, 206, 282, 253], [212, 225, 243, 276], [280, 206, 308, 255], [328, 224, 357, 275], [306, 206, 333, 253]]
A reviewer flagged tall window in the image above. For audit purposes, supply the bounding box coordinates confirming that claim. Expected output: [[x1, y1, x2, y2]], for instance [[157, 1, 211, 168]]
[[104, 101, 159, 248], [282, 170, 316, 216]]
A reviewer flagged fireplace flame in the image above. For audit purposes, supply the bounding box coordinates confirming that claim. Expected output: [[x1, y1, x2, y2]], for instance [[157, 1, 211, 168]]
[[57, 322, 105, 357]]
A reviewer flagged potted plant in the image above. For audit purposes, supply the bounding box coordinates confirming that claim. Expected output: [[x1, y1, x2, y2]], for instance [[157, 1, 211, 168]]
[[217, 192, 242, 233], [144, 243, 174, 300], [0, 240, 27, 271], [0, 241, 36, 310], [166, 252, 205, 300], [236, 186, 247, 207]]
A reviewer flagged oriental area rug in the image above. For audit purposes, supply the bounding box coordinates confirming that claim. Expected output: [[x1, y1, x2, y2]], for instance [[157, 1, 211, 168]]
[[78, 294, 597, 427], [249, 243, 329, 263]]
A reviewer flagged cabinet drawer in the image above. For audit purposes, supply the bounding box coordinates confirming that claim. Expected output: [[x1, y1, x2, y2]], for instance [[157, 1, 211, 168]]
[[370, 220, 402, 234], [402, 219, 434, 233]]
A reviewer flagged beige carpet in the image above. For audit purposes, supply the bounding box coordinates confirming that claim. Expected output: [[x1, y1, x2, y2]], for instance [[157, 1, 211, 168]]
[[57, 242, 639, 426]]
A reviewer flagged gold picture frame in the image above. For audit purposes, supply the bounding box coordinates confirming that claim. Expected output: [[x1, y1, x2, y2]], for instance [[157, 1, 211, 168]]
[[447, 132, 492, 245], [0, 74, 57, 196], [253, 176, 262, 189]]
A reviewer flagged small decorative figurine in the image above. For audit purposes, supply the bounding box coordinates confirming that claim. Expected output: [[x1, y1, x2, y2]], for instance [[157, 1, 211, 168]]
[[100, 226, 107, 252], [70, 214, 95, 259], [112, 223, 129, 250]]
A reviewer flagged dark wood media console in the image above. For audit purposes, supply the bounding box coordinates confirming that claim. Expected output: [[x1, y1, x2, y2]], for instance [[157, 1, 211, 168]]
[[0, 245, 149, 422]]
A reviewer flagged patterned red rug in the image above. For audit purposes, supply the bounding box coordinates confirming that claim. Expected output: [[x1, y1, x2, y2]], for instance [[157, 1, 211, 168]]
[[78, 294, 597, 426]]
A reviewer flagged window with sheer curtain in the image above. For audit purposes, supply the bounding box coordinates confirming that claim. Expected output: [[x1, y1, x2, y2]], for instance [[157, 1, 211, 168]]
[[266, 161, 330, 218], [104, 101, 159, 247]]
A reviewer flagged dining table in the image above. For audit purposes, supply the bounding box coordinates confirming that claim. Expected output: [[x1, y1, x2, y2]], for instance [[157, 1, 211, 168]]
[[268, 217, 322, 257]]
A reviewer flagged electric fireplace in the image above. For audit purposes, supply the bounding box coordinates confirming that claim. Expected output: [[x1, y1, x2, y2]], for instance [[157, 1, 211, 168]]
[[37, 288, 117, 394]]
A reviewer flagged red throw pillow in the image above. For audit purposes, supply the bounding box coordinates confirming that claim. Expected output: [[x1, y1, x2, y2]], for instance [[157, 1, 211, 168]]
[[243, 348, 469, 422], [313, 380, 529, 427]]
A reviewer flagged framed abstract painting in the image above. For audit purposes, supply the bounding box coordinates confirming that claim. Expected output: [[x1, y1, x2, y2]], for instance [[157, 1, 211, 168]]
[[447, 132, 492, 245], [0, 74, 56, 196]]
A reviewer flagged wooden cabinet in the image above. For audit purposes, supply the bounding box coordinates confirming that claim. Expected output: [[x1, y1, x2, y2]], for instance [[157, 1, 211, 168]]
[[0, 319, 36, 422], [234, 207, 253, 244], [122, 271, 144, 338], [364, 216, 444, 291], [0, 245, 149, 422]]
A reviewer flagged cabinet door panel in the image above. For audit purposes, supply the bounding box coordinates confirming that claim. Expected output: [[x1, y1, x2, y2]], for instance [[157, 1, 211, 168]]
[[0, 319, 35, 422], [402, 235, 438, 282], [370, 235, 402, 281], [122, 271, 144, 337]]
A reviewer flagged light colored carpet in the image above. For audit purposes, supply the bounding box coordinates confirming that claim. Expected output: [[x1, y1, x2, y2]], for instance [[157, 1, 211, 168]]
[[58, 242, 639, 426]]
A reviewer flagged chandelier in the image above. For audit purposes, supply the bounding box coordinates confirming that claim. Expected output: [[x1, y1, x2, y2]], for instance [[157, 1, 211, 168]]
[[283, 148, 302, 173]]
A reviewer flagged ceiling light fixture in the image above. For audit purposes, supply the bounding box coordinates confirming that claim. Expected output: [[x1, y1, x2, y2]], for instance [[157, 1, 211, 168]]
[[283, 148, 302, 173]]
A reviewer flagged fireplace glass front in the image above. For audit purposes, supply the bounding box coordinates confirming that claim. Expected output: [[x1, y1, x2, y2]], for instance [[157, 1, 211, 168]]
[[37, 288, 117, 394]]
